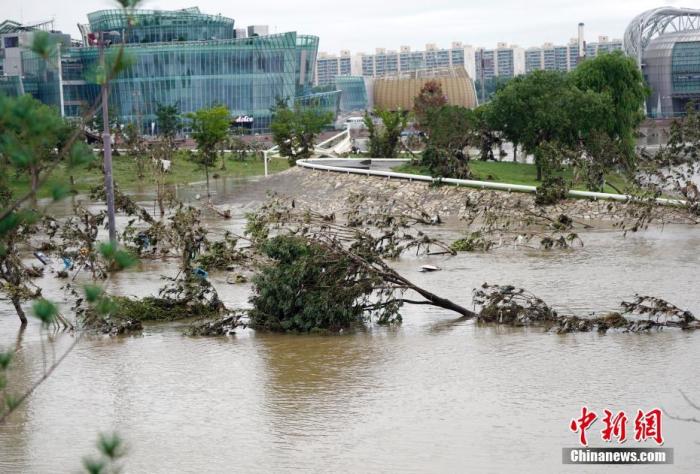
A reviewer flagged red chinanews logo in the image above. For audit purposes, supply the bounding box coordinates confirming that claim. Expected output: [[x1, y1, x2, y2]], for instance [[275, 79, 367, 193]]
[[570, 407, 664, 446]]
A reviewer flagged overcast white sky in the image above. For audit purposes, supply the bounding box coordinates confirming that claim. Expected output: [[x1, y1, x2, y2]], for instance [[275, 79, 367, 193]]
[[2, 0, 687, 53]]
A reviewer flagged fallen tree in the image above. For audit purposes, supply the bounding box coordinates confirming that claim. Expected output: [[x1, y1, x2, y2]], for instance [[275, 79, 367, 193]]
[[245, 196, 475, 332], [472, 284, 699, 333]]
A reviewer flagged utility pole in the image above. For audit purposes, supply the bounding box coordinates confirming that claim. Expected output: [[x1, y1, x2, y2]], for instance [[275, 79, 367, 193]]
[[99, 31, 117, 244]]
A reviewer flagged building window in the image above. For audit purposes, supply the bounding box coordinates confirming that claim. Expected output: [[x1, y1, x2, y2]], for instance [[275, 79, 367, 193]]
[[4, 36, 19, 48]]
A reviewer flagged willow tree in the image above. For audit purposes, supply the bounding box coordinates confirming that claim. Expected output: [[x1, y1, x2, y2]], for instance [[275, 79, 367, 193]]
[[571, 51, 649, 169]]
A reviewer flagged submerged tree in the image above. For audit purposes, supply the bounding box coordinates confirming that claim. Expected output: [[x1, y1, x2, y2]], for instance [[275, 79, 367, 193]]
[[122, 122, 148, 180], [154, 102, 181, 175], [188, 105, 230, 199]]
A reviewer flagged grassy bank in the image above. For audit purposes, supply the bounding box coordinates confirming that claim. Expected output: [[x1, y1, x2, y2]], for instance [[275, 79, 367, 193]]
[[395, 161, 630, 194], [9, 152, 291, 199]]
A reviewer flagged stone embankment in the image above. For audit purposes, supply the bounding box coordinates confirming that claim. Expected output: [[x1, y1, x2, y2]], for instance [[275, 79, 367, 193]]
[[263, 167, 695, 225]]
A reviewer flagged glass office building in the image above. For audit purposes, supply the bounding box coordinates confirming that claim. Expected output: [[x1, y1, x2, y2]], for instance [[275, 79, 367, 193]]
[[334, 76, 369, 112], [22, 7, 339, 133]]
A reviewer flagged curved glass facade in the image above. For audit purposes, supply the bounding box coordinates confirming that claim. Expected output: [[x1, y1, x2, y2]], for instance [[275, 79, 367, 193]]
[[87, 8, 235, 44], [334, 76, 369, 112], [20, 7, 335, 133], [63, 33, 300, 131], [643, 31, 700, 117], [672, 41, 700, 95]]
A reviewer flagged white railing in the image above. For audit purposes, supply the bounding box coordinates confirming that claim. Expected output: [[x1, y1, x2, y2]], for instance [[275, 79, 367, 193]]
[[295, 158, 687, 206]]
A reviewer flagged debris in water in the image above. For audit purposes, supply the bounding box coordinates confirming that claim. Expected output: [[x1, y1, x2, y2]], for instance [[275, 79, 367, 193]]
[[420, 265, 441, 273]]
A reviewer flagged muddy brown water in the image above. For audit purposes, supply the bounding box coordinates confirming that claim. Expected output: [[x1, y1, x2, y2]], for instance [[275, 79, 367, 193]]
[[1, 173, 700, 473]]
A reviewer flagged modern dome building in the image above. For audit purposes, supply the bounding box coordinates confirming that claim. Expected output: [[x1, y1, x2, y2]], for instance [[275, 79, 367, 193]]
[[624, 7, 700, 118], [16, 7, 340, 133], [371, 66, 478, 112]]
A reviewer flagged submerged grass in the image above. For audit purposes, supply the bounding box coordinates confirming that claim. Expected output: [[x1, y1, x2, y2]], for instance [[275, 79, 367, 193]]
[[112, 296, 223, 322], [9, 152, 290, 199]]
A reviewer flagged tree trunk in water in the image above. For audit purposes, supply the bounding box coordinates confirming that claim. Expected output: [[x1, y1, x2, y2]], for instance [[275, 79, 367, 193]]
[[158, 184, 165, 217], [388, 273, 477, 318], [205, 162, 211, 199], [12, 297, 27, 326]]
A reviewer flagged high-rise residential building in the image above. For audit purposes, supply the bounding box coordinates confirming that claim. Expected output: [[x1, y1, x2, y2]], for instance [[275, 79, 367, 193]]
[[475, 43, 524, 81], [315, 50, 352, 85], [351, 42, 476, 80], [523, 36, 624, 74], [3, 7, 340, 133]]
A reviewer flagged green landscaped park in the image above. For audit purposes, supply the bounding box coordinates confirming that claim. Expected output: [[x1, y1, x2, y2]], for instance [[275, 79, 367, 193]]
[[9, 153, 292, 199]]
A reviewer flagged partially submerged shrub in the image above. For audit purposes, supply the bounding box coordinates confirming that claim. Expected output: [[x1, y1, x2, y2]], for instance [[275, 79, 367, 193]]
[[195, 231, 246, 270], [249, 235, 399, 332], [535, 176, 569, 205], [473, 284, 559, 325], [451, 232, 494, 252], [473, 283, 698, 333]]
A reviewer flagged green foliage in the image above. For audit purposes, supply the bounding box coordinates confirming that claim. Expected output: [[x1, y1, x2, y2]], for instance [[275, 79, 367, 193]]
[[155, 103, 181, 139], [195, 232, 244, 271], [270, 103, 333, 165], [474, 76, 512, 103], [249, 235, 388, 332], [535, 142, 571, 205], [32, 298, 58, 327], [0, 350, 12, 370], [83, 432, 126, 474], [84, 285, 104, 303], [421, 106, 475, 178], [571, 51, 649, 163], [451, 232, 494, 252], [30, 31, 57, 60], [99, 242, 138, 271], [187, 105, 230, 195], [0, 94, 68, 193], [486, 70, 614, 183], [188, 105, 230, 161], [364, 109, 407, 158]]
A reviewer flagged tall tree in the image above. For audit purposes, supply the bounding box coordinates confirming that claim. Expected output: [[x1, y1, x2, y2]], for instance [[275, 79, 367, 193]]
[[187, 105, 230, 199], [413, 80, 447, 128], [155, 103, 181, 163], [270, 103, 333, 165], [488, 70, 612, 181], [421, 105, 476, 178], [364, 110, 407, 158], [571, 51, 649, 168]]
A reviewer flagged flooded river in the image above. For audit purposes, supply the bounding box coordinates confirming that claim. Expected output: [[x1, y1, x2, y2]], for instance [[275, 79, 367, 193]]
[[1, 174, 700, 473]]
